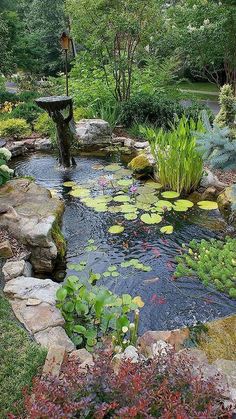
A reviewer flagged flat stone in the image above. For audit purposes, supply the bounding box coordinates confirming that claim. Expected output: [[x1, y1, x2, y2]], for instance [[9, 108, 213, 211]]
[[76, 119, 112, 146], [42, 345, 65, 377], [4, 276, 61, 305], [3, 260, 25, 281], [138, 328, 189, 357], [34, 138, 52, 151], [69, 348, 93, 367], [26, 298, 41, 306], [0, 240, 13, 259], [34, 326, 75, 352], [11, 300, 64, 333], [133, 141, 149, 149]]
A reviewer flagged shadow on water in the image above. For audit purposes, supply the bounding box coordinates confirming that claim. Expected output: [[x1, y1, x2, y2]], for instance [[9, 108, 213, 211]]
[[11, 152, 236, 334]]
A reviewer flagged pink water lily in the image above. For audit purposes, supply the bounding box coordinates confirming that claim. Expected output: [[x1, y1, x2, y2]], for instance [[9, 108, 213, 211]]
[[130, 185, 138, 194]]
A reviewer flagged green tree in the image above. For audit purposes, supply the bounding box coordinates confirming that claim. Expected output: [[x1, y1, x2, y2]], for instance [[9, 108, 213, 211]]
[[66, 0, 160, 101]]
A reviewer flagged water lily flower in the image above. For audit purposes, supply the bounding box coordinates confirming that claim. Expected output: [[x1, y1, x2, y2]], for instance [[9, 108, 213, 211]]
[[98, 177, 109, 188], [130, 185, 138, 194]]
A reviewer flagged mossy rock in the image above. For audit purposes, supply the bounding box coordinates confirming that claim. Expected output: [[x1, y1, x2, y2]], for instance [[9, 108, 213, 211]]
[[198, 314, 236, 362], [217, 186, 236, 227], [128, 154, 153, 177]]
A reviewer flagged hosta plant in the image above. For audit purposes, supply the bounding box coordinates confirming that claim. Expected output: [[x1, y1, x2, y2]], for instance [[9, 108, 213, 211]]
[[142, 115, 205, 194], [175, 236, 236, 298], [0, 147, 13, 186], [56, 262, 142, 351]]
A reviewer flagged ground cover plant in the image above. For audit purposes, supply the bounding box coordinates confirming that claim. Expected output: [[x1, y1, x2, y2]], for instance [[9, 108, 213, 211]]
[[174, 237, 236, 298], [21, 349, 233, 418], [0, 292, 46, 418]]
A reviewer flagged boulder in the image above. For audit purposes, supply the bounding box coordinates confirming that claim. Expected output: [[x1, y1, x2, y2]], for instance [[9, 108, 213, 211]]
[[7, 141, 27, 157], [0, 239, 13, 259], [76, 119, 112, 148], [138, 328, 189, 357], [34, 326, 75, 352], [0, 179, 65, 273], [2, 260, 32, 281], [128, 153, 154, 177], [69, 348, 94, 368], [4, 276, 61, 305], [200, 169, 225, 189], [42, 345, 66, 377], [218, 186, 236, 227], [34, 138, 52, 151], [10, 300, 64, 333]]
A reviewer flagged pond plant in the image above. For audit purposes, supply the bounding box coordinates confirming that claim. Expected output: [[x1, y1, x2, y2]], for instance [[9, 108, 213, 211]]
[[175, 237, 236, 298], [142, 116, 205, 194], [0, 147, 13, 185]]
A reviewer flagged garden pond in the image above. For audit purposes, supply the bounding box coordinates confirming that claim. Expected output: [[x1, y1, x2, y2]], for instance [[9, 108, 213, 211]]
[[11, 152, 236, 334]]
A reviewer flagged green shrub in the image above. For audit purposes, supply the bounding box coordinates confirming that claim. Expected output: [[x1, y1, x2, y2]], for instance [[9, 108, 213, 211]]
[[0, 147, 13, 185], [0, 118, 31, 139], [11, 102, 42, 125], [215, 84, 236, 128], [34, 112, 55, 138], [0, 91, 18, 105], [143, 115, 204, 194], [17, 91, 39, 102], [73, 106, 94, 121], [175, 237, 236, 298], [93, 101, 122, 129]]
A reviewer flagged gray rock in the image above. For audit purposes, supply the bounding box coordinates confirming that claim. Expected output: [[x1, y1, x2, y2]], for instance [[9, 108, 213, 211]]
[[213, 359, 236, 401], [34, 326, 75, 352], [200, 169, 225, 189], [34, 138, 52, 151], [7, 141, 27, 157], [69, 348, 94, 367], [4, 276, 61, 305], [0, 240, 13, 259], [2, 260, 28, 281], [11, 300, 64, 333], [76, 119, 112, 146]]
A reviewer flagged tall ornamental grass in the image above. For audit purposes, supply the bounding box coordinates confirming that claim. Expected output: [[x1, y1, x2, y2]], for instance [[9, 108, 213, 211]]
[[143, 116, 205, 194]]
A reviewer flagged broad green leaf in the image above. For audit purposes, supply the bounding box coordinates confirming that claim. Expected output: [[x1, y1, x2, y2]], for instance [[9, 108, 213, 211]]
[[117, 179, 133, 187], [197, 200, 218, 210], [69, 188, 90, 198], [160, 225, 174, 234], [104, 163, 121, 171], [63, 181, 77, 187], [73, 325, 87, 334], [175, 199, 194, 208], [56, 287, 67, 302], [161, 191, 180, 199], [141, 213, 162, 224], [155, 200, 173, 210], [63, 301, 74, 313], [113, 194, 130, 202], [119, 204, 137, 213], [124, 213, 138, 220], [145, 180, 162, 189]]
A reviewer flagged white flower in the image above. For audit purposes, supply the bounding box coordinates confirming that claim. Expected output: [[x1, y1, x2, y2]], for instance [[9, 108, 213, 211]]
[[0, 164, 14, 174], [204, 19, 210, 25], [0, 147, 12, 161], [187, 24, 196, 33], [122, 326, 129, 334]]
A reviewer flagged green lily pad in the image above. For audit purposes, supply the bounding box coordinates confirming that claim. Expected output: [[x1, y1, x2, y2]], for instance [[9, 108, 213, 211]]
[[117, 179, 133, 187], [69, 188, 90, 198], [197, 200, 218, 210], [63, 181, 77, 187], [120, 204, 137, 213], [155, 200, 173, 210], [104, 163, 121, 172], [124, 213, 138, 220], [141, 213, 162, 224], [113, 195, 130, 203], [145, 180, 162, 189], [113, 168, 133, 178], [172, 204, 189, 212], [161, 191, 180, 199], [108, 206, 123, 213], [136, 186, 156, 195], [175, 199, 194, 208], [108, 225, 124, 234], [136, 194, 157, 205], [135, 202, 152, 211], [93, 204, 108, 212], [160, 225, 174, 234], [92, 164, 104, 170]]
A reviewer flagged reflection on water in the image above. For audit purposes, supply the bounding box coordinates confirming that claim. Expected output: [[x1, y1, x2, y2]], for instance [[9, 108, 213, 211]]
[[11, 153, 236, 333]]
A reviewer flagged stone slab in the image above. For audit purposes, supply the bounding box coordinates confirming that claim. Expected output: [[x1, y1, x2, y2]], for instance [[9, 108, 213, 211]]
[[42, 345, 65, 377], [34, 326, 75, 352]]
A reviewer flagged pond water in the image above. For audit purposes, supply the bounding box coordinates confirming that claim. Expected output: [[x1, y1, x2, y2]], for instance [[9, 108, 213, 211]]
[[11, 152, 236, 334]]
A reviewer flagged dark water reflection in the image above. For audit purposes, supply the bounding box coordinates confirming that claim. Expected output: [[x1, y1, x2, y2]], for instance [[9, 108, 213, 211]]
[[11, 153, 236, 333]]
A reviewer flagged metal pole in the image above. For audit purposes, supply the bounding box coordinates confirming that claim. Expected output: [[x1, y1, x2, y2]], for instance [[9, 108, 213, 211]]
[[65, 49, 69, 96]]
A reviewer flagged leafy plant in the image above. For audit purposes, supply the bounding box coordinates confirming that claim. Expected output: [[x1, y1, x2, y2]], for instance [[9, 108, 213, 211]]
[[22, 349, 233, 418], [10, 102, 42, 126], [0, 147, 13, 185], [73, 106, 94, 121], [175, 236, 236, 298], [93, 101, 122, 130], [56, 260, 142, 351], [144, 115, 204, 194], [0, 118, 31, 139], [34, 113, 55, 138]]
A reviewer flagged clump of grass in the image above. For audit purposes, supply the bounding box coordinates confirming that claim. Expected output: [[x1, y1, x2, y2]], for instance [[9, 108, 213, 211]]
[[0, 292, 46, 417]]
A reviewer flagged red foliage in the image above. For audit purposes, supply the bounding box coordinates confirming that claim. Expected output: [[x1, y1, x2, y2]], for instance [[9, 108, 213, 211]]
[[18, 350, 233, 419]]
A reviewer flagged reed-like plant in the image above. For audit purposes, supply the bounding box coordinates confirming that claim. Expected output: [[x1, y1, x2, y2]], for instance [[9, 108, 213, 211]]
[[142, 116, 205, 194]]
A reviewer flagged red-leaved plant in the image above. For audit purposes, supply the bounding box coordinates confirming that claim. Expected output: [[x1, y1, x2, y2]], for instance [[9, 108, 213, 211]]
[[15, 350, 233, 419]]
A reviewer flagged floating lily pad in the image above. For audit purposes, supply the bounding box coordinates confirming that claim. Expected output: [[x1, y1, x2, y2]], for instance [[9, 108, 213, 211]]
[[135, 202, 152, 211], [69, 188, 90, 198], [120, 204, 137, 213], [124, 213, 138, 220], [108, 206, 123, 213], [63, 181, 77, 187], [93, 203, 108, 212], [175, 199, 194, 208], [141, 213, 162, 224], [117, 179, 133, 187], [136, 194, 157, 205], [160, 225, 174, 234], [113, 195, 130, 203], [161, 191, 180, 199], [172, 204, 189, 212], [197, 200, 218, 210], [145, 180, 162, 189], [108, 225, 124, 234], [104, 163, 121, 172], [136, 186, 156, 195], [155, 200, 173, 210], [113, 168, 133, 178]]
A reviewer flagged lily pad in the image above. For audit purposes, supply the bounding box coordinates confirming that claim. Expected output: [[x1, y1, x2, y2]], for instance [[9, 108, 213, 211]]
[[141, 213, 162, 224], [69, 188, 90, 198], [172, 204, 189, 212], [117, 179, 133, 187], [93, 203, 108, 212], [155, 200, 173, 210], [108, 206, 123, 213], [175, 199, 194, 208], [104, 163, 121, 172], [113, 195, 130, 203], [124, 213, 138, 220], [197, 200, 218, 210], [160, 225, 174, 234], [108, 225, 124, 234], [63, 181, 77, 187], [135, 202, 152, 211], [161, 191, 180, 199], [120, 204, 137, 213], [145, 180, 162, 189], [136, 194, 157, 205]]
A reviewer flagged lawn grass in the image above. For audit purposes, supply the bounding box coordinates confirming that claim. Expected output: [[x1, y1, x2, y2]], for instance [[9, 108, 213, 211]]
[[0, 292, 46, 418]]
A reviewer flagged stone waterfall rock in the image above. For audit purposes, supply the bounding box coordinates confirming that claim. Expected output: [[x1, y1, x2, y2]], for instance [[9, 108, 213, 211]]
[[2, 260, 32, 281], [76, 119, 112, 148], [0, 178, 65, 273]]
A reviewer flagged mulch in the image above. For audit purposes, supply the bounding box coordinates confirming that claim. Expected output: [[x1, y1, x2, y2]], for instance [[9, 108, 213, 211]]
[[211, 168, 236, 186]]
